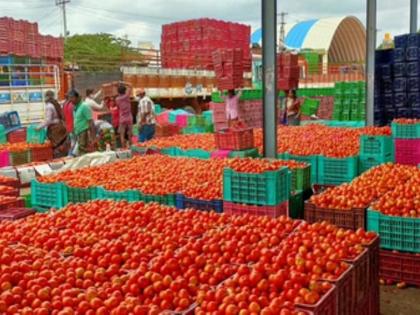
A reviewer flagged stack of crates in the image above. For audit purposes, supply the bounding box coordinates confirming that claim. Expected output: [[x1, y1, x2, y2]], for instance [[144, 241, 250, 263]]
[[214, 128, 259, 158], [392, 120, 420, 165], [302, 51, 320, 74], [223, 165, 290, 218], [333, 81, 366, 121], [182, 115, 213, 134], [359, 135, 394, 173]]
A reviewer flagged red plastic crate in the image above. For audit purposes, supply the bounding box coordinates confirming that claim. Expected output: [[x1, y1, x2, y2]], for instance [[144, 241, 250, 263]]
[[223, 200, 288, 218], [7, 128, 27, 143], [211, 150, 231, 159], [0, 207, 35, 221], [344, 249, 369, 311], [368, 283, 380, 315], [304, 201, 366, 230], [214, 121, 228, 132], [215, 128, 254, 150], [394, 139, 420, 166], [363, 235, 380, 292], [0, 176, 19, 189], [0, 185, 19, 197], [30, 146, 53, 162], [279, 65, 300, 79], [0, 197, 24, 211], [295, 284, 337, 315], [278, 78, 299, 91], [278, 53, 299, 66], [321, 265, 354, 315], [379, 250, 420, 286]]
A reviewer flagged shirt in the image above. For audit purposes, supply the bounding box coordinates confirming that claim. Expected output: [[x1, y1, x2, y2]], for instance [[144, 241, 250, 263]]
[[40, 102, 60, 128], [85, 91, 105, 112], [116, 94, 133, 125], [138, 96, 156, 125], [224, 91, 242, 120], [287, 97, 301, 117], [74, 101, 92, 135], [63, 101, 74, 133]]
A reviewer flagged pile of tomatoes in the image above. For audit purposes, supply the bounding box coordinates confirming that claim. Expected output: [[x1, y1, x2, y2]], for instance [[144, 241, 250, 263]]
[[393, 118, 420, 124], [310, 163, 420, 217], [136, 125, 391, 158], [0, 200, 377, 314], [0, 142, 51, 153], [39, 156, 307, 201]]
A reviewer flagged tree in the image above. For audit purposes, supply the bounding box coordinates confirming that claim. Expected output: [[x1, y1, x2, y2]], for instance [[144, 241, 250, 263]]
[[64, 33, 142, 71]]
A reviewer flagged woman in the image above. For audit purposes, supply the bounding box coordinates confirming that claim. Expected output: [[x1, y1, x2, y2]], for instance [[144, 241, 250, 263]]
[[38, 90, 69, 157], [223, 89, 243, 128], [285, 90, 302, 126]]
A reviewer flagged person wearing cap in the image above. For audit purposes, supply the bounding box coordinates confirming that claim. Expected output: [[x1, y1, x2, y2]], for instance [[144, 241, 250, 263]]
[[137, 88, 156, 143], [69, 90, 96, 156]]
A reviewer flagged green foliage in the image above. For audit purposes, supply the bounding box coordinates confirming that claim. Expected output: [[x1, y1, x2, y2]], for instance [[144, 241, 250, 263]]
[[64, 33, 141, 71]]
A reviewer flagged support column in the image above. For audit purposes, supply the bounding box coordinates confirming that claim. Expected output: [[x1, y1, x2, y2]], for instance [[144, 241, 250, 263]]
[[366, 0, 377, 126], [262, 0, 278, 158], [411, 0, 418, 34]]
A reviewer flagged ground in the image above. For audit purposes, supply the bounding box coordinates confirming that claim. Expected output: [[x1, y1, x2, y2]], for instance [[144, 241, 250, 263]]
[[381, 286, 420, 315]]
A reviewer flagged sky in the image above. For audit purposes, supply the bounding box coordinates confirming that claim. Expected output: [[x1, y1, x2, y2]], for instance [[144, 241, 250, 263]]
[[0, 0, 417, 48]]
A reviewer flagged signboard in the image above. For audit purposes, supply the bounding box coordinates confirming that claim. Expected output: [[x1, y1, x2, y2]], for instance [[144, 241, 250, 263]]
[[0, 92, 11, 104], [12, 91, 28, 103], [29, 92, 43, 102]]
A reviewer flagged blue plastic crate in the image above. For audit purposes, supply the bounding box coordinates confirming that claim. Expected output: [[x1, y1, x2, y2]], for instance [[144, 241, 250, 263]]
[[413, 108, 420, 118], [408, 92, 420, 106], [395, 34, 408, 48], [381, 79, 393, 91], [393, 77, 406, 93], [393, 48, 406, 62], [396, 108, 412, 118], [393, 63, 405, 77], [394, 93, 407, 108], [175, 194, 223, 213], [407, 77, 420, 92], [383, 93, 394, 108], [406, 62, 420, 77], [407, 33, 420, 47], [380, 64, 392, 78], [412, 102, 420, 110], [406, 47, 419, 61], [375, 49, 394, 64]]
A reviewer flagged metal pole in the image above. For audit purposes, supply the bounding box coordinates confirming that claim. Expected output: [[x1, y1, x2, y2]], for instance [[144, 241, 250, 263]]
[[62, 3, 68, 40], [410, 0, 418, 33], [262, 0, 278, 158], [366, 0, 376, 126]]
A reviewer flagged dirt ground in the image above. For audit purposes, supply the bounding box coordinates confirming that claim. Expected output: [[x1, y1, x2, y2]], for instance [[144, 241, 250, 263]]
[[380, 286, 420, 315]]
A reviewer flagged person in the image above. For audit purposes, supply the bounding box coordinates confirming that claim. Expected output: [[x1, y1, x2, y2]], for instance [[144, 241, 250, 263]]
[[62, 94, 75, 156], [115, 84, 133, 148], [285, 89, 302, 126], [137, 89, 156, 143], [38, 90, 69, 157], [223, 89, 243, 128], [69, 89, 96, 156], [85, 89, 105, 112]]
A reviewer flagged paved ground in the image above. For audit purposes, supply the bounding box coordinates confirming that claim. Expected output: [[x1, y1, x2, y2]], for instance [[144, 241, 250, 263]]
[[380, 286, 420, 315]]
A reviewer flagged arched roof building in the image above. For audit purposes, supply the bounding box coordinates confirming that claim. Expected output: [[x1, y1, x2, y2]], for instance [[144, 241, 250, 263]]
[[251, 16, 366, 63]]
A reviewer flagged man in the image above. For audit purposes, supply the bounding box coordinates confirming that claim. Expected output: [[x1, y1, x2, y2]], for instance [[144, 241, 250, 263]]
[[137, 89, 156, 143], [69, 90, 96, 156], [115, 84, 133, 148], [85, 89, 105, 112]]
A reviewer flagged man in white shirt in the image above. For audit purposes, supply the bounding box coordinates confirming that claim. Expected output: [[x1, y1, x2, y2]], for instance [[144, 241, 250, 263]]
[[136, 89, 156, 142], [85, 89, 105, 112]]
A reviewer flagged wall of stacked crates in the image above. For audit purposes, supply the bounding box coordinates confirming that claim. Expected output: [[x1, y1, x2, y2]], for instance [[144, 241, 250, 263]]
[[375, 33, 420, 126], [160, 18, 251, 71]]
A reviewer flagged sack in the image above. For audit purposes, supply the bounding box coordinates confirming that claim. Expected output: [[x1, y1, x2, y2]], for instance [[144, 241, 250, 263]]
[[47, 121, 68, 147]]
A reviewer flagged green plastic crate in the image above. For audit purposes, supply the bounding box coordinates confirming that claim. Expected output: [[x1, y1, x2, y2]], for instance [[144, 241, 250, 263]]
[[0, 125, 6, 144], [66, 185, 98, 204], [97, 187, 140, 202], [211, 92, 224, 103], [367, 209, 420, 253], [188, 115, 207, 127], [360, 135, 393, 157], [223, 167, 290, 206], [26, 125, 46, 144], [154, 104, 162, 114], [160, 147, 183, 157], [10, 150, 30, 166], [202, 111, 213, 124], [391, 122, 420, 139], [290, 165, 311, 192], [301, 98, 320, 116], [286, 154, 319, 184], [184, 149, 211, 159], [289, 190, 304, 219], [139, 192, 176, 206], [359, 154, 393, 174], [182, 127, 207, 134], [31, 180, 68, 209], [24, 194, 31, 208], [229, 148, 260, 158], [318, 156, 359, 185]]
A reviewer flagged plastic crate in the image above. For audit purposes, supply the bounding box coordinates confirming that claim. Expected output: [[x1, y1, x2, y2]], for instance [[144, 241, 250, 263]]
[[223, 167, 290, 206], [10, 150, 30, 166], [30, 146, 53, 162], [26, 125, 46, 144], [290, 165, 311, 192], [289, 190, 303, 219], [379, 250, 420, 286], [181, 126, 207, 134], [344, 249, 369, 311], [139, 192, 175, 206], [360, 135, 393, 157], [0, 125, 6, 144], [0, 207, 35, 221], [0, 197, 24, 211], [211, 150, 231, 159], [304, 201, 366, 231], [285, 154, 319, 184], [187, 115, 207, 127], [97, 187, 140, 202], [0, 150, 10, 167], [321, 265, 355, 315], [31, 180, 68, 209], [67, 185, 97, 204], [367, 209, 420, 253], [318, 156, 359, 185], [160, 146, 183, 157], [391, 121, 420, 138], [301, 98, 320, 116], [24, 194, 31, 208], [7, 128, 27, 143], [394, 139, 420, 166], [359, 154, 393, 174], [184, 149, 211, 160], [228, 148, 260, 158], [363, 235, 380, 292], [176, 194, 223, 213], [295, 284, 337, 315], [131, 146, 160, 156], [223, 200, 288, 218], [215, 129, 254, 151], [0, 185, 19, 197]]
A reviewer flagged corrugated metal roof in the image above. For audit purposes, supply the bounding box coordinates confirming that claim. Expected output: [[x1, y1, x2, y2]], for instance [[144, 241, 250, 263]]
[[284, 19, 318, 49]]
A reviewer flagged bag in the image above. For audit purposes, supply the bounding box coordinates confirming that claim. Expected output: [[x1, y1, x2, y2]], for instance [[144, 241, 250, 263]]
[[47, 121, 68, 148]]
